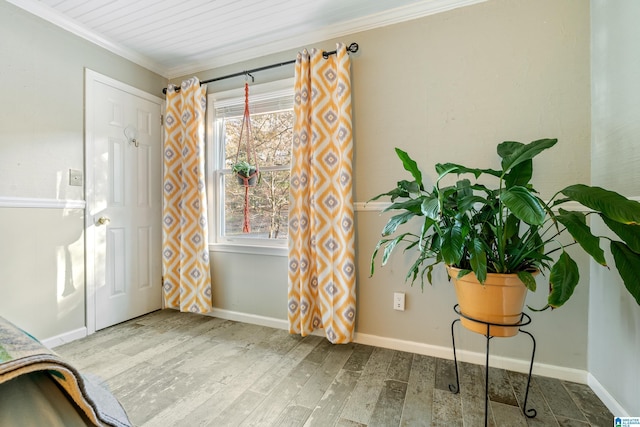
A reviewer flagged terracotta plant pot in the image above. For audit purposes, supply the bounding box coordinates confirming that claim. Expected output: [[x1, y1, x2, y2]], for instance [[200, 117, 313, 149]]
[[447, 266, 531, 337], [236, 168, 258, 186]]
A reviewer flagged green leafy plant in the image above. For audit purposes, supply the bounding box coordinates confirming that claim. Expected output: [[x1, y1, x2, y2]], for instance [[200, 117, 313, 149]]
[[370, 138, 640, 310], [232, 160, 256, 177]]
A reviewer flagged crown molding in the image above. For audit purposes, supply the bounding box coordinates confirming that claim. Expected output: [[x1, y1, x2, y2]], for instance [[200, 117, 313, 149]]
[[7, 0, 485, 80], [6, 0, 168, 77], [167, 0, 487, 77]]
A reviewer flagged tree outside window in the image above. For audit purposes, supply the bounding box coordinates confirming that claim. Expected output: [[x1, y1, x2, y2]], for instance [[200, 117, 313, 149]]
[[221, 110, 293, 240]]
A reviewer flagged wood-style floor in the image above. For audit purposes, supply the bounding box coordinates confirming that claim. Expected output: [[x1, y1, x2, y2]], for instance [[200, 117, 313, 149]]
[[55, 310, 613, 426]]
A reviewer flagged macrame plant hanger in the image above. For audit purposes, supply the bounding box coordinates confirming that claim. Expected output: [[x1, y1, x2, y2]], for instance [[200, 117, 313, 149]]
[[234, 81, 259, 233]]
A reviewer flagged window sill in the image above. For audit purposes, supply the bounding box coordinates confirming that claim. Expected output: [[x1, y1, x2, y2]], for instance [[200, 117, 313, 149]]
[[209, 243, 287, 257]]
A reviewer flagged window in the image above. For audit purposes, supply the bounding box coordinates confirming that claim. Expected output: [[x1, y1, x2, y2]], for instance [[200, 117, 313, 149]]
[[208, 79, 294, 249]]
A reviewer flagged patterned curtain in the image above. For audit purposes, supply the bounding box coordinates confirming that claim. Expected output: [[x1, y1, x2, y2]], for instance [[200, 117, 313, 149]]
[[288, 44, 356, 344], [162, 77, 212, 313]]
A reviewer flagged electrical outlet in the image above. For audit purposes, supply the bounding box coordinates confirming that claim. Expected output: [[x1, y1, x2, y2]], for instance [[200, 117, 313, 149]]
[[393, 292, 405, 311]]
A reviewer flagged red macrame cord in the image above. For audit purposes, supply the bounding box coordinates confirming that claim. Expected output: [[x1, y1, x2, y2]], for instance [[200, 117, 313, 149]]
[[234, 83, 259, 233]]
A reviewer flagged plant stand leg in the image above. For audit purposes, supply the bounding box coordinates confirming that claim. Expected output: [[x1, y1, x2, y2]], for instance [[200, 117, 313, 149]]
[[519, 328, 537, 418], [449, 318, 461, 394], [483, 325, 491, 427]]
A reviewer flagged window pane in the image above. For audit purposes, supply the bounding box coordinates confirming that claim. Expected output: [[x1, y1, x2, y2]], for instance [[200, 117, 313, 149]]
[[223, 169, 290, 240], [223, 111, 293, 169]]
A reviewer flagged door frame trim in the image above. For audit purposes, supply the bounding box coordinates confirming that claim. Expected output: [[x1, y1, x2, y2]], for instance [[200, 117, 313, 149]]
[[84, 69, 163, 334]]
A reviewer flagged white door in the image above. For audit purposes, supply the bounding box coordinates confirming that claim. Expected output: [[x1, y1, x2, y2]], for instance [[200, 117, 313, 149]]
[[85, 70, 163, 331]]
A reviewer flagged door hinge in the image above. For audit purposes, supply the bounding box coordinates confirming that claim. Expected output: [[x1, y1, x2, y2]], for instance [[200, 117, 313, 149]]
[[160, 114, 163, 126]]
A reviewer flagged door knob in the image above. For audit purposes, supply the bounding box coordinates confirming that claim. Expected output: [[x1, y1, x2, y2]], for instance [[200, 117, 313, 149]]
[[97, 216, 111, 226]]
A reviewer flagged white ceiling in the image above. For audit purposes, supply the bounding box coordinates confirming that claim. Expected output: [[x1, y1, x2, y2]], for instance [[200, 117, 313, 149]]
[[9, 0, 485, 78]]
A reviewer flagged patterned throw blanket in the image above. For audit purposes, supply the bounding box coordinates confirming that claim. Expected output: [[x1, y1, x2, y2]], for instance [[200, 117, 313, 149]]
[[0, 316, 131, 427]]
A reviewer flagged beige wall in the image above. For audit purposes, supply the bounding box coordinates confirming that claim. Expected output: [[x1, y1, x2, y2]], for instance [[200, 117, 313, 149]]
[[177, 0, 592, 370], [590, 0, 640, 416], [0, 208, 84, 339], [0, 1, 166, 339]]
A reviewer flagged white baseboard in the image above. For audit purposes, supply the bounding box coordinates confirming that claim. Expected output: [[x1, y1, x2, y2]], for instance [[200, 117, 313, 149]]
[[41, 327, 87, 349], [206, 308, 588, 384], [588, 373, 628, 417], [354, 332, 588, 384], [208, 308, 289, 330]]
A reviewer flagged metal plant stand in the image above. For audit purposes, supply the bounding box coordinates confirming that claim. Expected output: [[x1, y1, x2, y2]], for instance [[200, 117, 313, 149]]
[[449, 304, 537, 427]]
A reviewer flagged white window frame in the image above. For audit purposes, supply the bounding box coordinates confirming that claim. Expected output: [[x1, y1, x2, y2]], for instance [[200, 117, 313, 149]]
[[206, 78, 294, 256]]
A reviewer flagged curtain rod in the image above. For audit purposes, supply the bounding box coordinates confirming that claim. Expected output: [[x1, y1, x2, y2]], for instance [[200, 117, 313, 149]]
[[162, 42, 358, 95]]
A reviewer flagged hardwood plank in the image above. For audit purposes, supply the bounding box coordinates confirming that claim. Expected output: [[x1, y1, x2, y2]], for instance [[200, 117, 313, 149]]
[[240, 358, 322, 425], [534, 376, 587, 422], [488, 366, 519, 407], [339, 347, 395, 425], [507, 371, 559, 427], [342, 343, 374, 372], [335, 418, 367, 427], [458, 362, 496, 427], [141, 381, 227, 427], [431, 388, 463, 427], [556, 416, 591, 426], [305, 369, 361, 425], [110, 362, 219, 425], [275, 405, 313, 426], [369, 379, 408, 427], [303, 337, 335, 364], [208, 389, 266, 426], [400, 354, 436, 427], [562, 381, 613, 427], [387, 350, 414, 382], [250, 335, 323, 395], [256, 328, 307, 356], [490, 401, 528, 427], [434, 357, 457, 392], [294, 343, 356, 409]]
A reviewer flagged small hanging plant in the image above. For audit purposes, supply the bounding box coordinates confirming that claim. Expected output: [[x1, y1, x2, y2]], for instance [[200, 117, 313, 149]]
[[234, 82, 259, 233], [232, 160, 259, 186]]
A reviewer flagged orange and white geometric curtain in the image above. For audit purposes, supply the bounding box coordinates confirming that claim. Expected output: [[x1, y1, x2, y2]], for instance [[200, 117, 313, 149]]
[[162, 77, 212, 313], [288, 44, 356, 344]]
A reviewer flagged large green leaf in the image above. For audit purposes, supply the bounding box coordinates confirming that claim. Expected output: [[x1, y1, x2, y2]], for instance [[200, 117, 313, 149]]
[[421, 196, 440, 220], [457, 195, 487, 213], [517, 271, 537, 292], [610, 241, 640, 305], [469, 237, 487, 283], [396, 180, 422, 197], [556, 209, 607, 266], [370, 238, 389, 275], [441, 222, 466, 265], [497, 141, 524, 159], [368, 187, 406, 203], [602, 216, 640, 253], [370, 232, 415, 275], [383, 198, 423, 214], [382, 211, 416, 236], [395, 148, 422, 187], [561, 184, 640, 225], [501, 187, 546, 225], [419, 217, 437, 245], [504, 159, 533, 189], [548, 251, 580, 308], [435, 162, 502, 179], [500, 138, 557, 176]]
